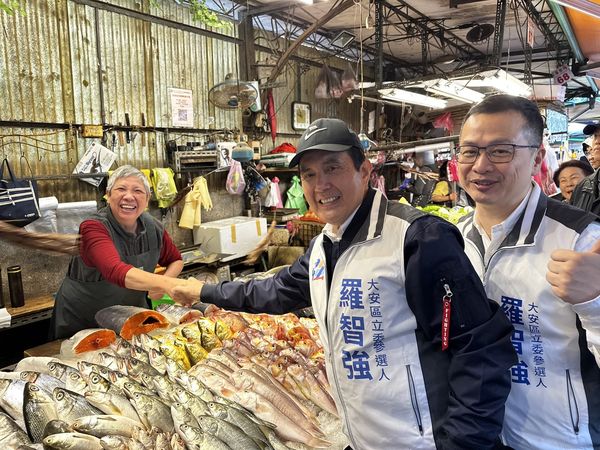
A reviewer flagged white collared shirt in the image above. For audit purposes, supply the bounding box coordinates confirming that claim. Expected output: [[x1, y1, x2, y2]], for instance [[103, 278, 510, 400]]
[[473, 185, 532, 257], [322, 205, 361, 242]]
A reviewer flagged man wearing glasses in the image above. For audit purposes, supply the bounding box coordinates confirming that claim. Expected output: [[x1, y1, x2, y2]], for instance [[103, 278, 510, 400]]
[[570, 124, 600, 216], [455, 94, 600, 450]]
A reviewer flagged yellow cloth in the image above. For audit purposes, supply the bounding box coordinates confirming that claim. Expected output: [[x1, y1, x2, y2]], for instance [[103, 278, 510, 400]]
[[179, 176, 212, 229], [432, 180, 450, 197], [151, 168, 177, 208]]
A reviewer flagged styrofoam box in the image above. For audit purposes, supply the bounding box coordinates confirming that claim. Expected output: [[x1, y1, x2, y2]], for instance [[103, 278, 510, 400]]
[[193, 216, 267, 257]]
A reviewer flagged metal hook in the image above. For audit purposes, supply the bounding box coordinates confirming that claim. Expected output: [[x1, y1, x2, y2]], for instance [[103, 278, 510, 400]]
[[37, 148, 43, 162]]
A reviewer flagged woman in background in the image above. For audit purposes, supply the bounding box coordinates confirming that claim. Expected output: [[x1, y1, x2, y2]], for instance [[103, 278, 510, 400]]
[[430, 160, 456, 206], [552, 160, 593, 202], [50, 165, 183, 339]]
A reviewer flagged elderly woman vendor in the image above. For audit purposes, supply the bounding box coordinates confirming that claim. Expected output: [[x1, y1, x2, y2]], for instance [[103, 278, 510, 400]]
[[50, 165, 184, 339]]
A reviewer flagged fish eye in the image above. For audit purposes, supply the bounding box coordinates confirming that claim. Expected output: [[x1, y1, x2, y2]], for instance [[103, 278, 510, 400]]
[[55, 390, 64, 400]]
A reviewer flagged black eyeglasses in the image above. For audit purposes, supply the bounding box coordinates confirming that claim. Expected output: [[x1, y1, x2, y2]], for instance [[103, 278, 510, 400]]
[[456, 144, 539, 164]]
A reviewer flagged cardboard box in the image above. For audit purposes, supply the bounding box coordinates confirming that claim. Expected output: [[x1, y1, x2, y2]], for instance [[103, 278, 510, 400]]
[[193, 216, 267, 257]]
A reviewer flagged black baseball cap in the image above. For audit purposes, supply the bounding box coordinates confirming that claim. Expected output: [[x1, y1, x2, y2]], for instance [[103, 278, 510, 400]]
[[289, 118, 362, 168], [583, 123, 599, 135]]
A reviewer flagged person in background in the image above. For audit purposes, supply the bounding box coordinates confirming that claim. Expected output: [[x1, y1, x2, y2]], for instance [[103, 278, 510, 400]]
[[551, 160, 593, 202], [50, 165, 184, 339], [455, 94, 600, 450], [571, 124, 600, 216], [172, 118, 516, 450], [580, 140, 591, 166], [430, 160, 457, 206]]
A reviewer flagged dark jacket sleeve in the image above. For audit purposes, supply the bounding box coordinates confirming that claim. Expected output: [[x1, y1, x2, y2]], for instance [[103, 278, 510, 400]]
[[404, 216, 517, 450], [200, 241, 313, 314]]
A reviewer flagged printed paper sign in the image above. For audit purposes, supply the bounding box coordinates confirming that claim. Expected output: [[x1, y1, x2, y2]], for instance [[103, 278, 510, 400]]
[[169, 88, 194, 127]]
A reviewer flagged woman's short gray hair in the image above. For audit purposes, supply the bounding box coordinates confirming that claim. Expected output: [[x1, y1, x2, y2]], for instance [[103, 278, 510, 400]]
[[106, 165, 151, 195]]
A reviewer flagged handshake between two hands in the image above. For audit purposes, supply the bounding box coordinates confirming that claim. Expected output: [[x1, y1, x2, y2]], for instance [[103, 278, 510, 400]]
[[164, 277, 204, 307]]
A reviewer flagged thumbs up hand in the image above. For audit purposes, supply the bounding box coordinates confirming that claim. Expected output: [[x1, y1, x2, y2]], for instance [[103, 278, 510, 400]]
[[547, 240, 600, 304]]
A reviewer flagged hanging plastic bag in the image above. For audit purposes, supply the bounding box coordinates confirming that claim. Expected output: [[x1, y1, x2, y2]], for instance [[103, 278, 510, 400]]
[[226, 160, 246, 195], [433, 112, 454, 133], [341, 63, 358, 94], [315, 65, 343, 99], [265, 177, 283, 208], [285, 175, 307, 215]]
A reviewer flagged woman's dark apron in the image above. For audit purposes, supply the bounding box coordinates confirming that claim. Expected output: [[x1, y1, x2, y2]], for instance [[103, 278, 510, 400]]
[[49, 209, 162, 339]]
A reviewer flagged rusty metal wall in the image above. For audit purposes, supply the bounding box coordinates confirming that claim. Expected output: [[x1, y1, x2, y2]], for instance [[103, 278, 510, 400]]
[[0, 0, 241, 202]]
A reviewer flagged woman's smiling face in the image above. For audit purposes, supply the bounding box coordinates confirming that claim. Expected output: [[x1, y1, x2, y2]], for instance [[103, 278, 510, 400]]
[[107, 176, 150, 232]]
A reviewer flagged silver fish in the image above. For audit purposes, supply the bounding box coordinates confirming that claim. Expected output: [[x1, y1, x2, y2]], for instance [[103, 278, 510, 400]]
[[71, 414, 144, 438], [84, 390, 141, 422], [130, 345, 150, 364], [20, 372, 64, 394], [23, 383, 58, 444], [15, 357, 61, 375], [148, 348, 168, 375], [197, 415, 261, 450], [124, 357, 159, 383], [0, 411, 30, 447], [129, 391, 174, 433], [0, 378, 26, 428], [42, 431, 103, 449], [173, 386, 210, 417], [177, 423, 230, 450], [207, 401, 270, 446], [170, 402, 200, 431], [52, 387, 103, 424], [42, 420, 72, 438]]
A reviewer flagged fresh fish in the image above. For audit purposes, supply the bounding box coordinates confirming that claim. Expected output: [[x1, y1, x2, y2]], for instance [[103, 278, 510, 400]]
[[231, 369, 321, 433], [149, 374, 177, 404], [129, 391, 174, 432], [71, 414, 144, 438], [129, 345, 150, 364], [234, 390, 330, 448], [131, 426, 157, 448], [197, 415, 262, 450], [160, 339, 191, 371], [95, 306, 169, 340], [60, 329, 117, 357], [77, 361, 111, 380], [133, 333, 161, 353], [98, 353, 128, 375], [203, 358, 234, 375], [105, 370, 142, 393], [98, 435, 131, 450], [184, 339, 209, 365], [15, 357, 61, 375], [177, 424, 231, 450], [123, 380, 147, 397], [19, 372, 64, 394], [82, 371, 124, 397], [207, 349, 241, 372], [155, 432, 172, 449], [173, 386, 210, 417], [196, 318, 223, 351], [0, 411, 30, 447], [84, 390, 141, 422], [42, 420, 72, 438], [124, 357, 160, 382], [207, 401, 270, 446], [147, 348, 167, 375], [23, 382, 58, 443], [46, 362, 74, 383], [170, 432, 186, 450], [287, 364, 338, 416], [156, 303, 203, 325], [52, 387, 103, 423], [42, 431, 103, 449], [0, 378, 26, 427], [170, 402, 200, 430], [184, 376, 215, 403]]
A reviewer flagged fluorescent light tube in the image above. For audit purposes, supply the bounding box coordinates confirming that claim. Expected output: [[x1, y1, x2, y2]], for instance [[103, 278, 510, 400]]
[[379, 88, 448, 109], [550, 0, 600, 19], [457, 69, 532, 97], [423, 79, 485, 103]]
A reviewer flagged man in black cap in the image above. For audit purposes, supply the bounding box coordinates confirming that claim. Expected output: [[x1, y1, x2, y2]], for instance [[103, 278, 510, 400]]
[[172, 118, 515, 450], [571, 123, 600, 216]]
